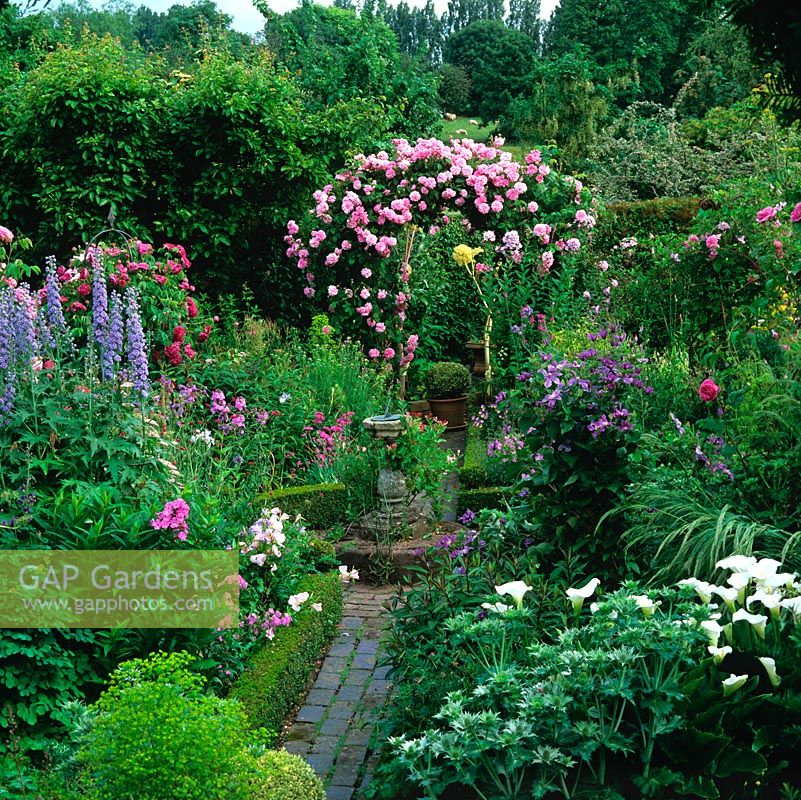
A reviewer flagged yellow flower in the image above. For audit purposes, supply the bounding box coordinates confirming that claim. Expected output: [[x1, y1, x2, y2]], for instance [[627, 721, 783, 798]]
[[452, 244, 482, 267]]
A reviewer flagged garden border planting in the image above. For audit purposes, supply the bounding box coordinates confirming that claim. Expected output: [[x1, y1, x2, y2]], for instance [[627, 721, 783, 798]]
[[230, 571, 344, 742]]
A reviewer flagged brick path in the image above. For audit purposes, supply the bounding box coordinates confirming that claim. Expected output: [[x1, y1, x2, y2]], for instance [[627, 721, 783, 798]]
[[283, 584, 396, 800]]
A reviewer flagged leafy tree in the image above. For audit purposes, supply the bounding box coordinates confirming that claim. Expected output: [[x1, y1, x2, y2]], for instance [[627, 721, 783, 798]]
[[438, 62, 471, 114], [259, 3, 440, 138], [507, 0, 540, 43], [499, 47, 609, 163], [544, 0, 700, 103], [702, 0, 801, 117], [443, 19, 537, 120], [674, 15, 760, 119]]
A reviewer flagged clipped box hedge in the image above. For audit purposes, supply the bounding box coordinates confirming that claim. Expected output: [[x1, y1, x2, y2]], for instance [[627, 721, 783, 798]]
[[230, 570, 343, 742], [257, 483, 347, 530], [456, 486, 510, 517]]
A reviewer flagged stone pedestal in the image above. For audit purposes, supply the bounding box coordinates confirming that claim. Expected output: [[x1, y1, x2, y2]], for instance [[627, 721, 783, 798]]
[[361, 415, 408, 540]]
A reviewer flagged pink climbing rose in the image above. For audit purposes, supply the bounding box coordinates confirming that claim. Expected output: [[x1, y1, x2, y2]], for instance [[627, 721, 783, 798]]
[[698, 379, 720, 403]]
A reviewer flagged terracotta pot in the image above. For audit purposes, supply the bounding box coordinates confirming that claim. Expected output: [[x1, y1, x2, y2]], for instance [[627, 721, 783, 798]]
[[466, 341, 488, 376], [427, 396, 468, 431]]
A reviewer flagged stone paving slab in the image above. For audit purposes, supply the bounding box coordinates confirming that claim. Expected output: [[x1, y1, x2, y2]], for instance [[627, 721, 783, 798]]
[[283, 583, 396, 800]]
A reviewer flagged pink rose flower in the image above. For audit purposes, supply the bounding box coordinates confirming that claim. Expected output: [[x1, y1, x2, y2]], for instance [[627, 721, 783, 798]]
[[698, 378, 720, 403], [756, 206, 777, 223], [791, 202, 801, 224], [0, 226, 14, 244]]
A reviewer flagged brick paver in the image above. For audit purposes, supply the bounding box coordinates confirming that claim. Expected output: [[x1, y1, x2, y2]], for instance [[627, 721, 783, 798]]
[[284, 584, 396, 800]]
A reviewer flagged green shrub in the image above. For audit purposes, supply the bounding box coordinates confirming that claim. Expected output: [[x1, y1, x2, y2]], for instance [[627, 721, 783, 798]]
[[257, 483, 348, 530], [423, 361, 472, 400], [78, 653, 250, 800], [244, 750, 324, 800], [456, 424, 504, 490], [230, 571, 343, 742], [455, 486, 509, 516]]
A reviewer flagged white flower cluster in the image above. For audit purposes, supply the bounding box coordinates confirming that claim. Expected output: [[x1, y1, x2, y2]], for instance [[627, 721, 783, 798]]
[[680, 555, 800, 694], [240, 507, 289, 568]]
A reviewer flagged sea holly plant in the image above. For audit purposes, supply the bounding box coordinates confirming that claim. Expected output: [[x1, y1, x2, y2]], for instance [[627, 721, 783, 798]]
[[286, 137, 594, 397]]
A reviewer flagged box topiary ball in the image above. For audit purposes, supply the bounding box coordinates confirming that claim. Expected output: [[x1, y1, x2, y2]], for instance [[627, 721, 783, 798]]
[[247, 750, 325, 800]]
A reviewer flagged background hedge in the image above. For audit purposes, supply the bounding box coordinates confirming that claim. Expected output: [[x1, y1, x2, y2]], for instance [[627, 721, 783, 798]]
[[257, 483, 348, 530]]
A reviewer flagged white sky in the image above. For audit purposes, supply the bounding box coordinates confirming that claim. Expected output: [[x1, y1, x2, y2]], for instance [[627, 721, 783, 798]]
[[75, 0, 560, 35]]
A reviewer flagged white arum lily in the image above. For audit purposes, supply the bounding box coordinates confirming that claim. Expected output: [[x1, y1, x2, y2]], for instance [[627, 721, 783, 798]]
[[481, 602, 512, 614], [678, 578, 714, 604], [708, 645, 732, 664], [749, 558, 783, 582], [732, 608, 768, 638], [746, 590, 782, 619], [630, 595, 659, 617], [758, 572, 796, 590], [566, 578, 601, 612], [780, 596, 801, 619], [496, 581, 533, 609], [700, 620, 723, 647], [716, 555, 757, 573], [726, 571, 750, 602], [722, 674, 749, 697], [757, 656, 781, 688], [711, 585, 739, 610]]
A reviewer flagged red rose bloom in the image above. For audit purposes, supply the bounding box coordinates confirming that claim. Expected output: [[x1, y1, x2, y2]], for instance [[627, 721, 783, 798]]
[[77, 283, 91, 296], [698, 378, 720, 403], [164, 342, 182, 366], [172, 325, 186, 343]]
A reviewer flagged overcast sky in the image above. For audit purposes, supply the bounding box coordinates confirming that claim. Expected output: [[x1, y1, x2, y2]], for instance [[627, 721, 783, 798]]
[[75, 0, 560, 35]]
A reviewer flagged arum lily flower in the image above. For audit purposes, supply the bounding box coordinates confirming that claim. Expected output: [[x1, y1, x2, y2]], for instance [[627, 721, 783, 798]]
[[780, 596, 801, 619], [749, 558, 783, 583], [566, 578, 600, 612], [722, 674, 749, 697], [746, 590, 782, 619], [678, 578, 714, 603], [481, 601, 512, 614], [716, 555, 757, 573], [732, 608, 767, 638], [726, 571, 750, 601], [708, 645, 732, 664], [711, 585, 739, 610], [630, 594, 659, 617], [758, 572, 796, 590], [757, 656, 781, 688], [700, 620, 723, 647], [495, 581, 533, 609]]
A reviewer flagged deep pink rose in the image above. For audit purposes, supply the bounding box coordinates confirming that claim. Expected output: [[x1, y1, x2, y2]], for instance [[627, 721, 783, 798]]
[[756, 206, 777, 224], [698, 378, 720, 403], [791, 202, 801, 224]]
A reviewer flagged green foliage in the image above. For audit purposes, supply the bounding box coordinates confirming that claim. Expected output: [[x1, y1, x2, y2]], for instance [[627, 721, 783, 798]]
[[544, 0, 699, 104], [76, 652, 251, 800], [244, 750, 324, 800], [500, 47, 610, 164], [455, 485, 509, 517], [257, 483, 348, 530], [437, 62, 471, 115], [260, 3, 440, 140], [230, 571, 343, 743], [443, 20, 537, 121], [0, 629, 100, 749], [423, 361, 471, 399]]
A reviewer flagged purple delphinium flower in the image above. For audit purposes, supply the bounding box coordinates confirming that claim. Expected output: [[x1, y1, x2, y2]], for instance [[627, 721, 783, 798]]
[[124, 287, 149, 397], [0, 289, 14, 370], [102, 291, 124, 381], [35, 307, 56, 352], [45, 257, 67, 338], [13, 291, 36, 359], [0, 367, 16, 426], [90, 247, 109, 346]]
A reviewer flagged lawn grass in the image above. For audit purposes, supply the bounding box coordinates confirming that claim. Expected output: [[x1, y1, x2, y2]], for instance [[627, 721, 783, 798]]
[[438, 115, 527, 160]]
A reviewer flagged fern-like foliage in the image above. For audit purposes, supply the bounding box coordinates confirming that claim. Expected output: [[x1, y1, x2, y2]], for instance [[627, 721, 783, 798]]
[[619, 482, 801, 585]]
